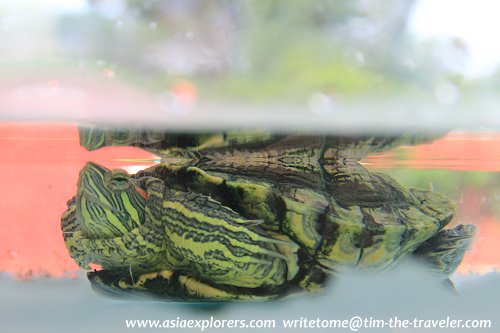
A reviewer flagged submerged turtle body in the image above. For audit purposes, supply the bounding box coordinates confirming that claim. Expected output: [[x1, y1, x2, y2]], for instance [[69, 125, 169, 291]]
[[61, 129, 477, 301]]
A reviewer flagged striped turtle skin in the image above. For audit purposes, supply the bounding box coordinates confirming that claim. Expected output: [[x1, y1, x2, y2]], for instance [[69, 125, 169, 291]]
[[61, 130, 477, 301]]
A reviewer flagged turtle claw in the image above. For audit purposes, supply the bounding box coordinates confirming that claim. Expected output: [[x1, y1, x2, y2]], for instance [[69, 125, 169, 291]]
[[235, 219, 265, 226]]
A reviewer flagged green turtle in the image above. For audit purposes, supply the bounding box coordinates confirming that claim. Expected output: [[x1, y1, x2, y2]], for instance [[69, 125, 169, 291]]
[[61, 129, 476, 301]]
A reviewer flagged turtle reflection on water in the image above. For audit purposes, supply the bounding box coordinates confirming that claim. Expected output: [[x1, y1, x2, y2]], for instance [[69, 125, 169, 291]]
[[61, 129, 477, 302]]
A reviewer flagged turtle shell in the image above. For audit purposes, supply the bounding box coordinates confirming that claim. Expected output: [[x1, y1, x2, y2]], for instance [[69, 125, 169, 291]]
[[131, 161, 459, 274]]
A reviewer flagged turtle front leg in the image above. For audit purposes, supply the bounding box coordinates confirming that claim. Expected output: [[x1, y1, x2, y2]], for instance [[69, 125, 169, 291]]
[[88, 269, 277, 302], [76, 227, 166, 269]]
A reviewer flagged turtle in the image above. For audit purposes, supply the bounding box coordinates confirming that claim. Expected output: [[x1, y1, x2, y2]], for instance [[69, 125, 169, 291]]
[[61, 128, 477, 302]]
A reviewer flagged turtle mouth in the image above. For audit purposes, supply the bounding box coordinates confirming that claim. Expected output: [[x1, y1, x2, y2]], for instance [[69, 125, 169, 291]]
[[79, 161, 109, 180], [76, 162, 121, 220]]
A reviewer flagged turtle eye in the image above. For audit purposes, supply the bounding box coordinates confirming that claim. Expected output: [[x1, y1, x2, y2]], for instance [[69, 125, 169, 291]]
[[108, 171, 132, 191]]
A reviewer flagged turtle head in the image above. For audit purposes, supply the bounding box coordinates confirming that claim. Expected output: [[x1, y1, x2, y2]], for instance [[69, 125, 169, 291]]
[[79, 127, 135, 151], [79, 127, 107, 151], [76, 162, 147, 239]]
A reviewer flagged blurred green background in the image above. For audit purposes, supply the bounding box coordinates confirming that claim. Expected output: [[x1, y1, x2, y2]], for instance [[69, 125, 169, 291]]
[[0, 0, 485, 103]]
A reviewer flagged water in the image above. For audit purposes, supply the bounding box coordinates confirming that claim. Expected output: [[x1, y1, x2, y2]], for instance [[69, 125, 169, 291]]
[[1, 125, 499, 332]]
